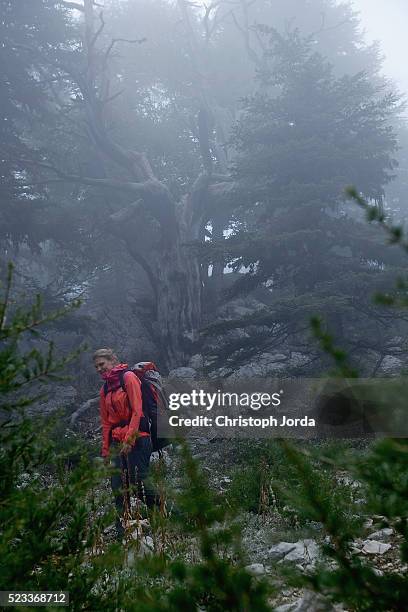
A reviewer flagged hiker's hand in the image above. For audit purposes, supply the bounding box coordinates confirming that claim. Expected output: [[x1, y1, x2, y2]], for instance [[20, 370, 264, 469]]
[[121, 442, 132, 454]]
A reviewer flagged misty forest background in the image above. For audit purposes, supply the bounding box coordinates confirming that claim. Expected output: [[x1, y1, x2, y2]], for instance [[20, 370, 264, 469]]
[[1, 0, 408, 610], [2, 0, 408, 385]]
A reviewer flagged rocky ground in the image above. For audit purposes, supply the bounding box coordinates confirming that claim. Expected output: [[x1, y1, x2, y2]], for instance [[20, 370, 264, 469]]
[[66, 395, 405, 612], [169, 436, 405, 612]]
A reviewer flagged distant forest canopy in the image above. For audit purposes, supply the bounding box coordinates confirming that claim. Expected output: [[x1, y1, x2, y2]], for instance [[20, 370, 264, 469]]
[[1, 0, 407, 383]]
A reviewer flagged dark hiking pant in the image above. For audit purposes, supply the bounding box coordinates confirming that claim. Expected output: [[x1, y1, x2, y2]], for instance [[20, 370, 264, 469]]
[[111, 436, 158, 536]]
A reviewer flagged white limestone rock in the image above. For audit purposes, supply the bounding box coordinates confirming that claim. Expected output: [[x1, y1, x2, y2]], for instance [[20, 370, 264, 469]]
[[268, 539, 320, 564], [368, 528, 393, 541], [189, 354, 204, 370], [275, 590, 344, 611], [245, 563, 265, 576], [378, 355, 404, 376], [362, 540, 392, 555], [167, 367, 198, 380]]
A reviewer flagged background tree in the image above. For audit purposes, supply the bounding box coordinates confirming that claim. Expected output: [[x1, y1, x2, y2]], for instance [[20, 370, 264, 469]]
[[0, 0, 75, 249], [1, 0, 407, 376], [203, 28, 407, 376]]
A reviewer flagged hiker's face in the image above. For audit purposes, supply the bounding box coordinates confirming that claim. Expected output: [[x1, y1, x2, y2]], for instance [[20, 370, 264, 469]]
[[94, 357, 116, 376]]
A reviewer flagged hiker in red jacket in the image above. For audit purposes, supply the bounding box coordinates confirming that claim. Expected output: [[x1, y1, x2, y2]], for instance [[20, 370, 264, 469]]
[[94, 347, 156, 539]]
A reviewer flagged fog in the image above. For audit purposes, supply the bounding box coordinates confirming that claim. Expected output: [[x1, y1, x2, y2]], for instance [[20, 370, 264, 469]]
[[1, 0, 408, 376], [352, 0, 408, 99]]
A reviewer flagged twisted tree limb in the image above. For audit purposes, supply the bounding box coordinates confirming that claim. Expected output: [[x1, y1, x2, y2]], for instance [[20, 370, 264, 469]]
[[69, 396, 99, 426]]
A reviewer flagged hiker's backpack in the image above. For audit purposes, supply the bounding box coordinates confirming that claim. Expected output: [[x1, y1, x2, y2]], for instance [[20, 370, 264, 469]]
[[104, 362, 170, 453]]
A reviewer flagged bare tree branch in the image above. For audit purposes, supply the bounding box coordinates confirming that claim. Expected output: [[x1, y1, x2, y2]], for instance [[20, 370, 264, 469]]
[[18, 158, 164, 198], [109, 199, 143, 223], [104, 37, 147, 64], [208, 180, 237, 203], [231, 6, 263, 69], [58, 1, 85, 12], [202, 2, 220, 43], [69, 396, 99, 426], [310, 12, 350, 39], [101, 88, 125, 105], [88, 10, 105, 53]]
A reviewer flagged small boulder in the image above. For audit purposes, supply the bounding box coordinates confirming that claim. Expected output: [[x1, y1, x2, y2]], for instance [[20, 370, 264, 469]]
[[275, 590, 343, 611], [268, 539, 320, 564], [367, 528, 393, 541], [189, 354, 204, 370], [378, 355, 404, 376], [268, 542, 298, 561], [167, 367, 198, 380], [284, 539, 320, 563], [362, 540, 392, 555], [245, 563, 265, 576]]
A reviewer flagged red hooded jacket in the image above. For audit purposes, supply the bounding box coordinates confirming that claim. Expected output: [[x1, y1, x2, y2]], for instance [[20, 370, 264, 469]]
[[99, 363, 150, 457]]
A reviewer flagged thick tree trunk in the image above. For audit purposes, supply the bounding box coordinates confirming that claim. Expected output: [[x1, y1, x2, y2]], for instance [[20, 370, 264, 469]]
[[154, 190, 203, 366], [156, 243, 201, 366], [108, 188, 204, 366], [108, 195, 203, 367]]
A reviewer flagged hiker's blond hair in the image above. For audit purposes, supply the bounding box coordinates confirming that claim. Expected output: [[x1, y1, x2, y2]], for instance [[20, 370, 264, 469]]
[[92, 348, 119, 364]]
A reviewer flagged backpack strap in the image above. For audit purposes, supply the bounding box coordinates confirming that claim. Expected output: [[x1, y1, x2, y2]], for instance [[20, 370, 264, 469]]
[[118, 369, 128, 392]]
